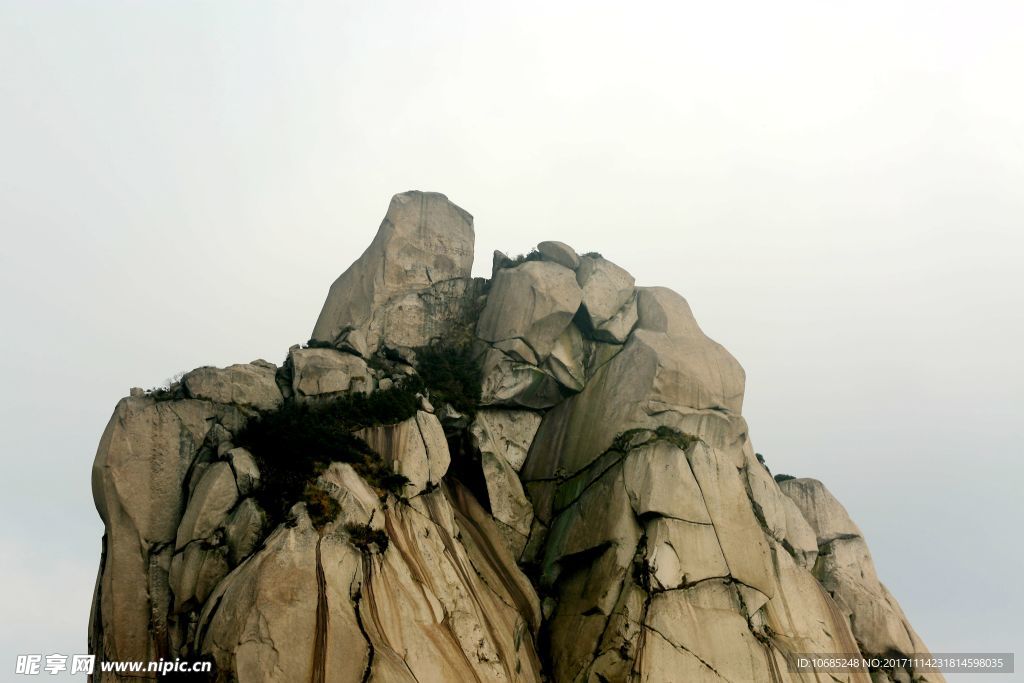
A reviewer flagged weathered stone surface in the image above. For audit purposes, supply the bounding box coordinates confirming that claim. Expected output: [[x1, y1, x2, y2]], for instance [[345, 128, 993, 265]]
[[582, 338, 624, 380], [289, 347, 373, 400], [479, 348, 566, 409], [316, 463, 384, 529], [358, 416, 430, 495], [781, 495, 819, 570], [494, 337, 538, 365], [742, 445, 788, 542], [90, 396, 222, 666], [415, 410, 452, 485], [198, 508, 369, 683], [779, 477, 864, 546], [201, 475, 543, 683], [183, 363, 283, 412], [477, 260, 583, 363], [93, 398, 220, 544], [224, 498, 267, 566], [175, 462, 238, 549], [169, 543, 229, 612], [644, 582, 773, 682], [537, 240, 580, 269], [470, 409, 542, 472], [481, 449, 534, 556], [575, 254, 635, 328], [311, 191, 475, 353], [542, 465, 641, 590], [523, 287, 746, 483], [226, 447, 259, 496], [92, 192, 943, 683], [543, 323, 585, 392], [686, 441, 775, 598], [621, 439, 710, 523], [364, 276, 486, 353], [593, 290, 638, 343], [778, 478, 942, 680], [357, 411, 448, 496], [644, 516, 728, 590]]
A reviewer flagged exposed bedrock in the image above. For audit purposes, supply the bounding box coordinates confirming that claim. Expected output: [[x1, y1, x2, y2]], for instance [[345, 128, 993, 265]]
[[90, 192, 942, 683]]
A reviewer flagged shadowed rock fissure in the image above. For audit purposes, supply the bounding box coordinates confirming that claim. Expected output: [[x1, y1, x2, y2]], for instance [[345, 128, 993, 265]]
[[443, 428, 491, 513], [312, 534, 328, 683], [350, 567, 375, 683]]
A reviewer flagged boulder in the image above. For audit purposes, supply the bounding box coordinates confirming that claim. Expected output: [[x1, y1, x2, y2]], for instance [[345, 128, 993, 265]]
[[575, 254, 635, 328], [289, 347, 373, 400], [311, 191, 475, 353], [470, 409, 543, 472], [479, 348, 566, 409], [90, 396, 223, 666], [779, 478, 939, 679], [224, 498, 267, 566], [182, 363, 283, 412], [477, 260, 583, 363], [169, 543, 229, 612], [175, 462, 238, 549], [226, 447, 260, 496], [593, 291, 638, 343], [480, 449, 534, 557], [779, 477, 863, 546], [543, 323, 586, 392], [537, 240, 580, 269], [357, 411, 449, 496], [415, 410, 452, 484], [522, 287, 746, 483]]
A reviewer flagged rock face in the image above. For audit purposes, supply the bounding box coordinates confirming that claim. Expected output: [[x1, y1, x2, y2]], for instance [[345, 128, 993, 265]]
[[90, 192, 943, 683], [310, 190, 479, 356]]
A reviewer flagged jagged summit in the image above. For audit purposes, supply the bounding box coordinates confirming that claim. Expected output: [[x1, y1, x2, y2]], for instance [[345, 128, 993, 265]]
[[90, 192, 942, 682], [311, 191, 476, 356]]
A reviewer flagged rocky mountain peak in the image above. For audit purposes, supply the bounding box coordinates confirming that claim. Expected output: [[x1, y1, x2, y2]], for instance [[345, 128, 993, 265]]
[[310, 190, 476, 356], [89, 192, 943, 682]]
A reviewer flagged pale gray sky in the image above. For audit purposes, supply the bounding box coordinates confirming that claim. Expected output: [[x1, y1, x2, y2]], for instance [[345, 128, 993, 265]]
[[1, 0, 1021, 674]]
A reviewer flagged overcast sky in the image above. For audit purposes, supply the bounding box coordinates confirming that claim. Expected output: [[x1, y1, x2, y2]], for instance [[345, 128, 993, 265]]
[[1, 0, 1021, 674]]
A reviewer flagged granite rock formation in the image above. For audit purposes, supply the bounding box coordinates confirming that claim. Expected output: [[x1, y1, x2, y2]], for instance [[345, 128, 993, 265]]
[[90, 191, 942, 682]]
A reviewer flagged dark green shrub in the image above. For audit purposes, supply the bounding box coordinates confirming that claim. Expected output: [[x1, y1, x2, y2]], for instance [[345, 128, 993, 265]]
[[344, 523, 389, 553], [304, 338, 336, 350], [653, 425, 698, 450], [146, 386, 183, 402], [236, 382, 419, 525], [610, 426, 697, 454], [414, 343, 481, 416], [611, 428, 651, 453], [774, 473, 796, 483], [581, 251, 603, 259], [499, 249, 544, 269], [303, 483, 341, 530]]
